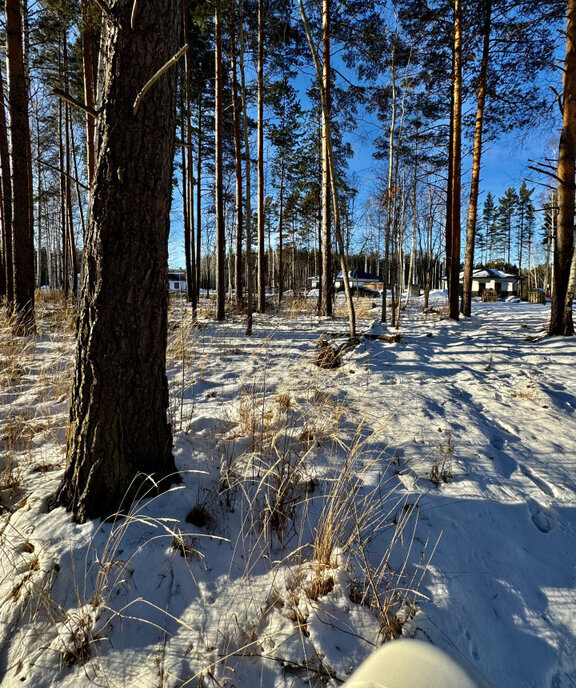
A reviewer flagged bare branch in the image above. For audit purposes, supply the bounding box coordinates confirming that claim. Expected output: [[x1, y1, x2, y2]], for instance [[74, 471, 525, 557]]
[[133, 44, 188, 115], [131, 0, 138, 29], [549, 85, 563, 115], [35, 157, 89, 190], [528, 164, 563, 185], [53, 88, 98, 118]]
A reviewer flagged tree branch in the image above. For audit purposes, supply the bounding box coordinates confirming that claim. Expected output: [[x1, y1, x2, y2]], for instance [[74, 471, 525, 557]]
[[528, 165, 563, 186], [35, 157, 90, 191], [133, 44, 188, 115], [53, 88, 98, 118], [131, 0, 138, 29]]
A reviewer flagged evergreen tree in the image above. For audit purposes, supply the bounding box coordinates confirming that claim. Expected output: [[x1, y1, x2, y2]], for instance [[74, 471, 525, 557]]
[[50, 0, 182, 521], [495, 187, 518, 265], [481, 191, 497, 262], [6, 0, 35, 334], [550, 0, 576, 336], [516, 181, 535, 275]]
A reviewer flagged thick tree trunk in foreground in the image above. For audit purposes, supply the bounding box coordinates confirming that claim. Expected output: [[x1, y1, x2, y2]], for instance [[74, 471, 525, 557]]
[[549, 0, 576, 336], [6, 0, 35, 334], [50, 0, 181, 522]]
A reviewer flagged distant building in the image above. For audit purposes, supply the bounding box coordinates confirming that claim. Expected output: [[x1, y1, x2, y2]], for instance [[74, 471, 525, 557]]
[[454, 268, 519, 298], [334, 269, 382, 291], [168, 270, 186, 292]]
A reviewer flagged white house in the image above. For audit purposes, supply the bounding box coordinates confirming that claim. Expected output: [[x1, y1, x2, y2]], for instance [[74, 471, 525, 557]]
[[168, 270, 187, 292], [334, 269, 382, 291], [460, 268, 519, 297]]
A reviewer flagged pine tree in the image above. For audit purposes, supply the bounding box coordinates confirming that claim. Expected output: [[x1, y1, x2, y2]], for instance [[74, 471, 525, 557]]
[[6, 0, 35, 334], [550, 0, 576, 336], [516, 181, 535, 277], [494, 188, 518, 266], [481, 192, 497, 262], [50, 0, 182, 522]]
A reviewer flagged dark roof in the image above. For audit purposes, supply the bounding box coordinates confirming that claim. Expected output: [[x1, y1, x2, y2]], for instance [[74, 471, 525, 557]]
[[336, 269, 381, 280]]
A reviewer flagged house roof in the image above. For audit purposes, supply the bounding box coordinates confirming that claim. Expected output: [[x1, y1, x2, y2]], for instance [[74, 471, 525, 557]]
[[336, 269, 381, 280], [458, 268, 518, 281]]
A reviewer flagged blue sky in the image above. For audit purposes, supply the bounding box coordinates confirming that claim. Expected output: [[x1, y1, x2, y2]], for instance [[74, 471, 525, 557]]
[[168, 88, 562, 269]]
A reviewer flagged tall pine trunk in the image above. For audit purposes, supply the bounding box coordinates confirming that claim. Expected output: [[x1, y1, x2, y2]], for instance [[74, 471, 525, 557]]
[[549, 0, 576, 336], [50, 0, 182, 522], [81, 0, 99, 188], [214, 0, 226, 321], [183, 0, 197, 314], [239, 0, 253, 335], [0, 65, 13, 304], [299, 0, 355, 338], [320, 0, 332, 317], [231, 27, 244, 308], [6, 0, 35, 334], [257, 0, 266, 312], [461, 0, 491, 317], [277, 155, 285, 305], [196, 94, 202, 301], [447, 0, 462, 321]]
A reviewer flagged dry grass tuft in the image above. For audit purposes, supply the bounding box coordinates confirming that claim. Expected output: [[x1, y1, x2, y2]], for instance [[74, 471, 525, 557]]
[[429, 435, 454, 486], [0, 311, 35, 389], [282, 296, 317, 319], [313, 338, 341, 369], [35, 290, 77, 335]]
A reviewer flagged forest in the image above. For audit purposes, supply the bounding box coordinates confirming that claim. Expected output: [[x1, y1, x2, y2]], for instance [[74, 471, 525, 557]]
[[0, 0, 572, 333], [1, 1, 576, 687]]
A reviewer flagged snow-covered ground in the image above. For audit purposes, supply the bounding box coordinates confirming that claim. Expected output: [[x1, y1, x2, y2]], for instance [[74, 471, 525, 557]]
[[1, 292, 575, 688]]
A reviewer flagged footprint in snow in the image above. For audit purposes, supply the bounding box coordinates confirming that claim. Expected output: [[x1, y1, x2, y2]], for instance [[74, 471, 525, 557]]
[[490, 451, 517, 479], [464, 630, 480, 662], [519, 464, 556, 497], [490, 435, 505, 450], [526, 498, 555, 534]]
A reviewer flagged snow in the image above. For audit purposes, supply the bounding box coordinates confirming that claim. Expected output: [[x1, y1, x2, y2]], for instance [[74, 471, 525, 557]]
[[1, 293, 576, 688]]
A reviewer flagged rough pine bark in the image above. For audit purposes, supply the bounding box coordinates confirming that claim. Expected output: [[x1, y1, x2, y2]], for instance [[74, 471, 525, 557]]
[[0, 65, 13, 304], [6, 0, 35, 334], [549, 0, 576, 336], [50, 0, 182, 522], [447, 0, 462, 321]]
